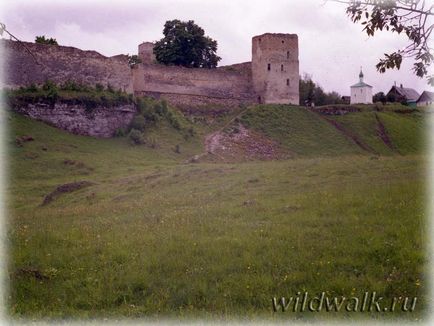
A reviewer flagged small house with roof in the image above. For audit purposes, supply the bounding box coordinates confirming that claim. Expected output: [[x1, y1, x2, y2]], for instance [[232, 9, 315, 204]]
[[416, 91, 434, 107], [350, 69, 373, 104], [386, 84, 420, 107]]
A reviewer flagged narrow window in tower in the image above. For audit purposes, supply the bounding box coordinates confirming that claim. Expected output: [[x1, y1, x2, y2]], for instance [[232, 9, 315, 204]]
[[286, 79, 290, 86], [281, 64, 284, 71], [267, 63, 271, 71], [287, 51, 290, 59], [282, 40, 284, 44]]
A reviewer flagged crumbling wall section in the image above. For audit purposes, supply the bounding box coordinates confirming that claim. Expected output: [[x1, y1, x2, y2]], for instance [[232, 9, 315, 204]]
[[2, 40, 133, 93]]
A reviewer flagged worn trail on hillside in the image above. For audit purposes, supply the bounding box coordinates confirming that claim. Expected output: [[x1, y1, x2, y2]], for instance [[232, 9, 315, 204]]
[[310, 108, 378, 155], [375, 113, 400, 154], [189, 106, 251, 162], [191, 106, 287, 162]]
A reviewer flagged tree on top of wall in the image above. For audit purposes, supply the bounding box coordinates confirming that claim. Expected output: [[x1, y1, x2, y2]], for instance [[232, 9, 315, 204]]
[[153, 19, 221, 68], [35, 35, 58, 45]]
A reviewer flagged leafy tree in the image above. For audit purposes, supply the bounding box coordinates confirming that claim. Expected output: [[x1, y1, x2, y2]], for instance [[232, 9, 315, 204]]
[[35, 35, 58, 45], [153, 19, 221, 68], [127, 54, 142, 68], [299, 73, 316, 105], [337, 0, 433, 85], [299, 74, 345, 106], [373, 91, 387, 103]]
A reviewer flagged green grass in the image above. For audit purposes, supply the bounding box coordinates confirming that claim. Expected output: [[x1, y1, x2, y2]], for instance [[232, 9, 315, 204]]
[[6, 104, 429, 321], [240, 104, 427, 157], [239, 105, 362, 157]]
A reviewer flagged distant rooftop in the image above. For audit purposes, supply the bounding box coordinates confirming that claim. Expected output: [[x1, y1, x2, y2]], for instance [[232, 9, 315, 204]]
[[351, 81, 372, 88], [390, 85, 420, 102]]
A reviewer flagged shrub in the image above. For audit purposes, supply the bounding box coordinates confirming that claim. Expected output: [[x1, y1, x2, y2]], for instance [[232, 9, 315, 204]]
[[35, 35, 58, 45], [106, 84, 115, 93], [130, 115, 146, 131], [42, 80, 57, 92], [128, 129, 144, 145], [95, 83, 104, 92], [127, 54, 142, 68], [142, 106, 159, 123], [114, 127, 127, 137], [46, 88, 58, 104], [27, 83, 38, 92]]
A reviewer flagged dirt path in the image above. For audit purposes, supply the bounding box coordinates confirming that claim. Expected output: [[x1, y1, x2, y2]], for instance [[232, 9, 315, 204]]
[[309, 108, 378, 154], [188, 106, 288, 162], [188, 106, 251, 162], [375, 113, 399, 153]]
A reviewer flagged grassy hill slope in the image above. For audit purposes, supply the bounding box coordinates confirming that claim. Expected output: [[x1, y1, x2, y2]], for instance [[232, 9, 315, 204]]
[[6, 104, 428, 320], [238, 104, 427, 157]]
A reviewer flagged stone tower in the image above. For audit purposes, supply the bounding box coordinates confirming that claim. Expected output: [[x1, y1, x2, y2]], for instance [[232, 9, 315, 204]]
[[138, 42, 156, 64], [251, 33, 299, 105]]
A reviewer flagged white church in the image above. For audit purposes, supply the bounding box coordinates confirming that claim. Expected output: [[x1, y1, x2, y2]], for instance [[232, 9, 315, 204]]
[[350, 69, 373, 104]]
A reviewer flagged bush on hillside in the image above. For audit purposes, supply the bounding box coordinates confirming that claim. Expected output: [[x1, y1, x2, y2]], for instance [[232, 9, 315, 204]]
[[6, 80, 133, 109], [128, 129, 144, 145]]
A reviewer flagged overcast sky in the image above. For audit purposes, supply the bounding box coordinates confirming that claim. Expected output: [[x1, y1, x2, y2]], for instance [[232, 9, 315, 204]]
[[1, 0, 432, 95]]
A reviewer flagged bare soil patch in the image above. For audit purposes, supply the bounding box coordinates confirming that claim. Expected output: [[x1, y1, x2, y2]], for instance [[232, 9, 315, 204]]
[[41, 181, 95, 206], [203, 124, 289, 162]]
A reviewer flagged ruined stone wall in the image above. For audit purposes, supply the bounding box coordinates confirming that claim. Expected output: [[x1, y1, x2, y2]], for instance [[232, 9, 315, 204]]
[[132, 62, 255, 108], [13, 103, 136, 138], [252, 33, 299, 105], [2, 40, 133, 92]]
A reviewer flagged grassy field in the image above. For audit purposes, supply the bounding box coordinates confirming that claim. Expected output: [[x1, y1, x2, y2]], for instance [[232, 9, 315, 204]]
[[6, 104, 429, 321]]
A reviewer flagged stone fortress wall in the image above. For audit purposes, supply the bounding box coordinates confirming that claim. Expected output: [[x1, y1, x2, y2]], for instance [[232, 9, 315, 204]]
[[2, 40, 133, 92], [2, 33, 299, 108]]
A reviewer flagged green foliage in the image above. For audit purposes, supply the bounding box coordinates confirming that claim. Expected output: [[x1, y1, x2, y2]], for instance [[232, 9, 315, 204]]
[[130, 115, 146, 132], [60, 80, 90, 92], [106, 84, 115, 93], [95, 83, 104, 92], [240, 104, 426, 157], [6, 81, 133, 110], [114, 127, 127, 137], [299, 74, 345, 106], [344, 0, 433, 84], [27, 83, 38, 92], [42, 80, 57, 92], [127, 54, 142, 68], [154, 19, 221, 68], [128, 129, 144, 145], [373, 92, 387, 104], [41, 80, 58, 104], [35, 35, 58, 45]]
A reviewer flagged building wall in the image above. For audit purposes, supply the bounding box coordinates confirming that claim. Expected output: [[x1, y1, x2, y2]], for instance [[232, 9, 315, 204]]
[[417, 100, 433, 107], [350, 86, 373, 104], [251, 33, 299, 105], [132, 62, 255, 107], [1, 40, 133, 92], [3, 33, 300, 108]]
